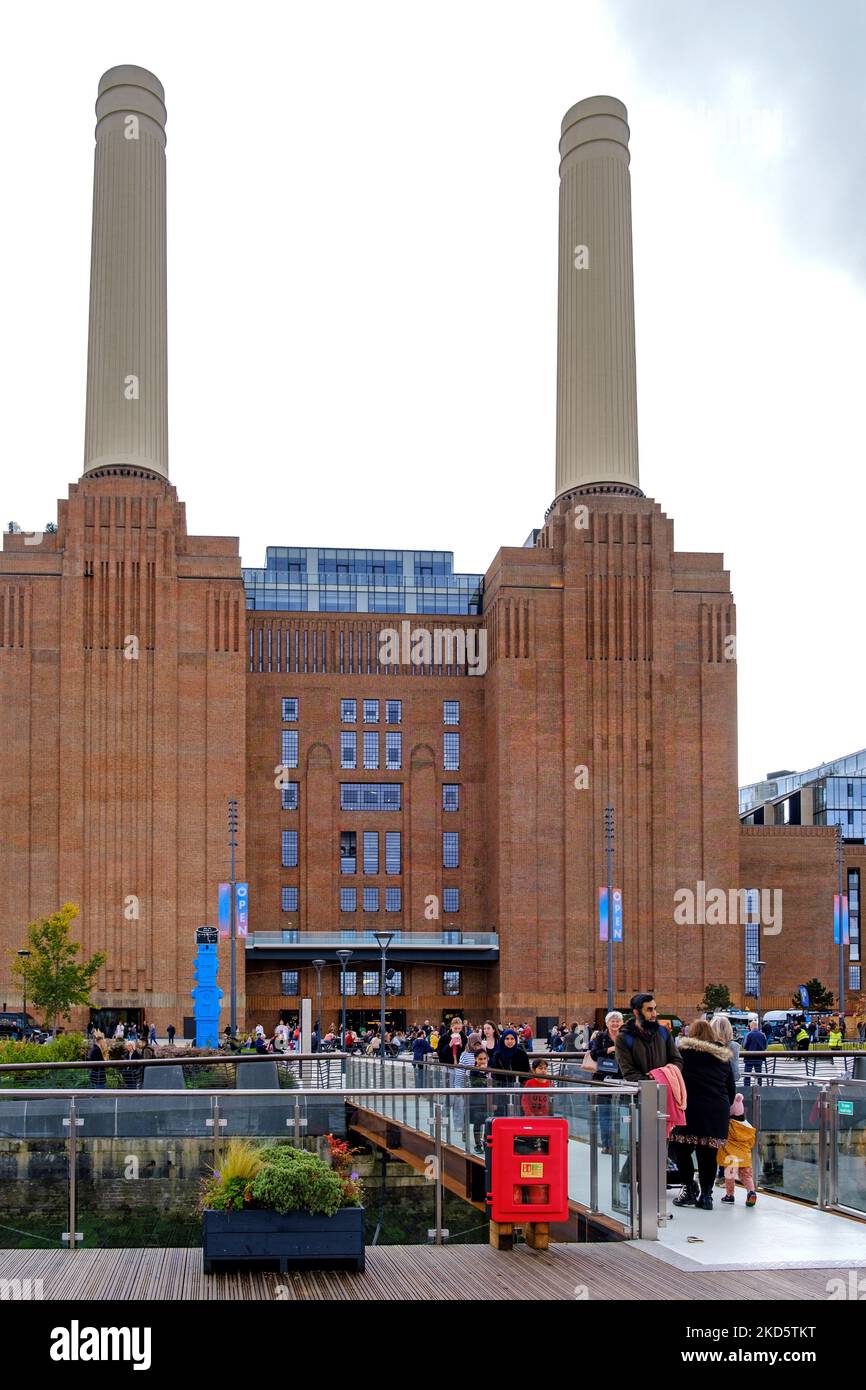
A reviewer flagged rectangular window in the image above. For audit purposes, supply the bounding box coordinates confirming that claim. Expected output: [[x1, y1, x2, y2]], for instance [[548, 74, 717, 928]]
[[340, 969, 358, 996], [340, 784, 402, 812], [363, 831, 379, 874], [281, 829, 298, 868], [340, 887, 357, 912], [386, 700, 402, 724], [443, 887, 460, 913], [341, 698, 357, 723], [281, 698, 298, 722], [443, 969, 461, 996], [443, 701, 460, 725], [443, 831, 459, 869], [281, 970, 299, 996], [281, 730, 299, 769], [848, 869, 860, 963], [281, 886, 299, 912], [443, 784, 460, 811], [444, 732, 460, 771], [341, 731, 357, 769], [340, 831, 357, 874], [362, 970, 380, 996], [363, 887, 379, 912], [385, 831, 401, 874], [385, 731, 402, 770], [385, 969, 403, 995], [743, 889, 760, 995], [363, 731, 379, 769], [850, 965, 861, 991], [281, 782, 299, 811], [363, 699, 380, 724], [385, 886, 402, 912]]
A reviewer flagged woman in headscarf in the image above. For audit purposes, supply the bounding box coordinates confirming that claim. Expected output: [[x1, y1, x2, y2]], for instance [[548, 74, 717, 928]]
[[491, 1026, 531, 1112]]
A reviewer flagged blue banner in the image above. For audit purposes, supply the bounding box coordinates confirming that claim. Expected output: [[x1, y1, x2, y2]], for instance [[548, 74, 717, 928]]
[[236, 881, 249, 938], [842, 894, 849, 946], [799, 984, 810, 1009], [218, 882, 231, 939], [612, 888, 623, 942], [599, 887, 609, 942]]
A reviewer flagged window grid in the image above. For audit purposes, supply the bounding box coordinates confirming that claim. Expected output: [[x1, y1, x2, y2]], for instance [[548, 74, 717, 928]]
[[281, 782, 299, 811], [386, 700, 402, 724], [444, 732, 460, 771], [340, 887, 357, 912], [340, 969, 358, 996], [363, 887, 379, 912], [363, 699, 380, 724], [341, 699, 357, 723], [340, 831, 356, 875], [341, 784, 402, 812], [281, 730, 299, 769], [385, 831, 401, 874], [443, 701, 460, 725], [386, 731, 402, 770], [443, 831, 459, 869], [443, 784, 460, 811], [363, 831, 379, 874], [281, 970, 299, 996], [281, 887, 299, 912], [443, 887, 460, 913], [385, 886, 402, 912], [281, 829, 298, 868], [362, 970, 380, 996], [281, 697, 299, 722], [341, 731, 357, 769], [385, 969, 403, 995], [363, 731, 379, 769], [443, 969, 461, 996]]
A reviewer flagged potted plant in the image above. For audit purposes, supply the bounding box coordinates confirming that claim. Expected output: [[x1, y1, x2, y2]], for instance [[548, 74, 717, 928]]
[[199, 1135, 365, 1273]]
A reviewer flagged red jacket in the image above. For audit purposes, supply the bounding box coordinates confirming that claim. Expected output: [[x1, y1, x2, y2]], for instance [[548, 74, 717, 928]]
[[520, 1078, 551, 1116]]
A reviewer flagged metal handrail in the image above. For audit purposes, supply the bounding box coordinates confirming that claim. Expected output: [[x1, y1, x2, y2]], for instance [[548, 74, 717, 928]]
[[0, 1052, 348, 1072], [0, 1083, 639, 1098]]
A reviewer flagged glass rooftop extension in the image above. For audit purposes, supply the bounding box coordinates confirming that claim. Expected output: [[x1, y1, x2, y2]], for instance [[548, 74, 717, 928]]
[[739, 748, 866, 815], [243, 547, 484, 615]]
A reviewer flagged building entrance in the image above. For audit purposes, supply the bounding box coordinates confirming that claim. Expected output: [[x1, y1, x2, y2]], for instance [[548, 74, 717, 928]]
[[90, 1008, 144, 1037]]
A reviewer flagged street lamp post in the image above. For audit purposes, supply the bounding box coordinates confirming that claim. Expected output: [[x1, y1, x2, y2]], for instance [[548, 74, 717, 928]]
[[228, 799, 239, 1036], [337, 949, 353, 1051], [753, 960, 766, 1029], [604, 806, 615, 1014], [837, 824, 846, 1017], [374, 932, 394, 1086], [311, 959, 326, 1051], [17, 950, 31, 1022]]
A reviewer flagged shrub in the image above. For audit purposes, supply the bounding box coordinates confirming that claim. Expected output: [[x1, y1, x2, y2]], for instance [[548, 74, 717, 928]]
[[250, 1153, 344, 1217]]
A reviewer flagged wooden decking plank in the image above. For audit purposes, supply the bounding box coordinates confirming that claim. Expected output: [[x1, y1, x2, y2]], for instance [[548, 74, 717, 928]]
[[0, 1242, 848, 1300]]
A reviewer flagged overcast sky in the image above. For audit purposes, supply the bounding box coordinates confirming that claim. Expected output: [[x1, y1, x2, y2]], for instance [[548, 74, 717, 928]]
[[2, 0, 863, 785]]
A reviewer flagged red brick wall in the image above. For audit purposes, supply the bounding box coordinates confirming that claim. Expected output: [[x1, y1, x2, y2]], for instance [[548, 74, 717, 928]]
[[0, 475, 246, 1032]]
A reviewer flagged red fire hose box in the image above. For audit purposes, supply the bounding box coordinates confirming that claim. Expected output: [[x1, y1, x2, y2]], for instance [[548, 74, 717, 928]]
[[484, 1117, 569, 1223]]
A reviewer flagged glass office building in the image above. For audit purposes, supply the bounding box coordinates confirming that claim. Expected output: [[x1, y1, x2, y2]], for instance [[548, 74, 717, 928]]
[[243, 547, 484, 615], [740, 748, 866, 841]]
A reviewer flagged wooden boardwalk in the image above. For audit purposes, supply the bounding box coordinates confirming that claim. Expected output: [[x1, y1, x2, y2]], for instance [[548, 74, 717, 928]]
[[0, 1243, 844, 1301]]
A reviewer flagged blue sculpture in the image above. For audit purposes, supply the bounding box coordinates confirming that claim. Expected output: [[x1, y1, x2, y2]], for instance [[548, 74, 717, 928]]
[[192, 929, 223, 1048]]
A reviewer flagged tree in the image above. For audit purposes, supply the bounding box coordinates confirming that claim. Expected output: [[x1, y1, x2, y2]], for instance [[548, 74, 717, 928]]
[[10, 904, 106, 1033], [793, 979, 834, 1011], [700, 983, 733, 1013]]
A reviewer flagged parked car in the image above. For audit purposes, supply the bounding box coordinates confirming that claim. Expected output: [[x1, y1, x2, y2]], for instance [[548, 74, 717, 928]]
[[0, 1011, 44, 1041]]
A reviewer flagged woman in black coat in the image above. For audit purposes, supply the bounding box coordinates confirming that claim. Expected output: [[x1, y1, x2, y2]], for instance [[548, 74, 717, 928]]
[[437, 1016, 469, 1066], [669, 1019, 736, 1209], [491, 1028, 531, 1109]]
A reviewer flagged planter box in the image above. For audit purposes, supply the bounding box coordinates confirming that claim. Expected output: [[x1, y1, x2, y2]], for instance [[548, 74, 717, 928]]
[[202, 1206, 365, 1273]]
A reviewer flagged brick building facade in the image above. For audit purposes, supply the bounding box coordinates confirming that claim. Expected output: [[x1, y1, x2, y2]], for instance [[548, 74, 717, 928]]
[[0, 74, 861, 1035]]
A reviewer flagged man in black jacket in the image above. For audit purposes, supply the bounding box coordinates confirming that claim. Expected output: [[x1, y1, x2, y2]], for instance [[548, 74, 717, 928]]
[[615, 993, 682, 1082]]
